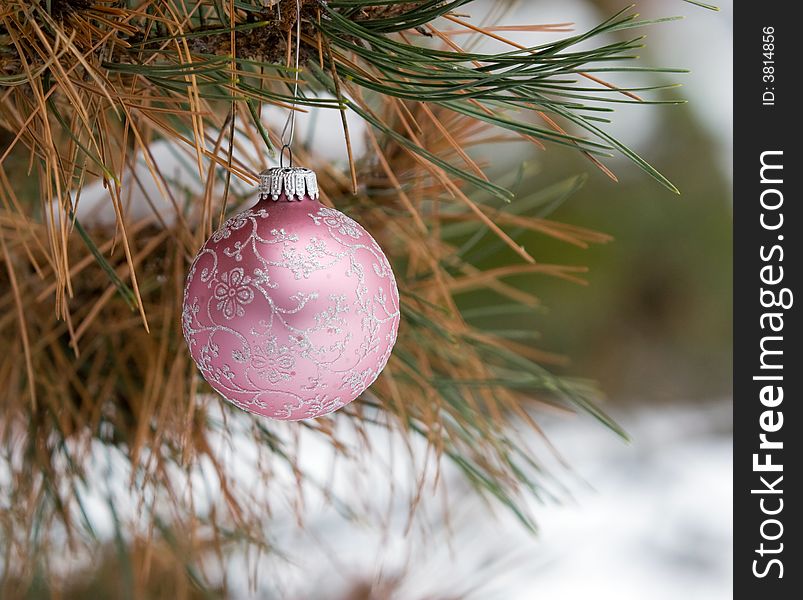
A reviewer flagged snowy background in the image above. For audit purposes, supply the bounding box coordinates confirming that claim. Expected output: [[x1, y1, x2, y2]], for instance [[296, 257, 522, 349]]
[[251, 401, 733, 599]]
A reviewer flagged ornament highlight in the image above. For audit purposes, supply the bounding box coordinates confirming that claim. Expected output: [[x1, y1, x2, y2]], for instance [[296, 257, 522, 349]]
[[182, 167, 400, 420]]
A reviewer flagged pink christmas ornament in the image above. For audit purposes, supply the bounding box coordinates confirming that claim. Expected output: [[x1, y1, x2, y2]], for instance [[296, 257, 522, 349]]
[[182, 167, 400, 420]]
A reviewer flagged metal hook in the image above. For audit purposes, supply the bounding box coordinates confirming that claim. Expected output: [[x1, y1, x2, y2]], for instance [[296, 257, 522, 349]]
[[280, 144, 294, 168], [279, 0, 302, 155]]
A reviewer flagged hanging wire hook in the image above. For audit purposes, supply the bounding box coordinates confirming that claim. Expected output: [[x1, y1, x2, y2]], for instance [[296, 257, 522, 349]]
[[278, 0, 302, 168], [280, 144, 293, 168]]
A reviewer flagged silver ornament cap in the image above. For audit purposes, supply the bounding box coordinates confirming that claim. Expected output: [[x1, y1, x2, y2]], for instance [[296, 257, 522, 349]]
[[259, 166, 319, 202]]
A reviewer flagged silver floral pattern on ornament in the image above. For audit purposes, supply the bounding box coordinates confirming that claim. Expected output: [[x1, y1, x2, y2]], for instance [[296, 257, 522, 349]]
[[182, 192, 400, 421], [309, 206, 363, 239], [213, 267, 254, 319]]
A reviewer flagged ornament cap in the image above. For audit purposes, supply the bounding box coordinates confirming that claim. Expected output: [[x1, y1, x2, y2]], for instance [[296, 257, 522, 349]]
[[259, 167, 319, 202]]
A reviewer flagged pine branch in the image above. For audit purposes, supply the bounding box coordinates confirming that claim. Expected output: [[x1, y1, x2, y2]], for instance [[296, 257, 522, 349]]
[[0, 1, 703, 591]]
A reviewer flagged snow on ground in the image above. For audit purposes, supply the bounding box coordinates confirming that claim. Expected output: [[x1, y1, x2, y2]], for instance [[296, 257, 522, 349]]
[[2, 390, 731, 598], [233, 400, 733, 599]]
